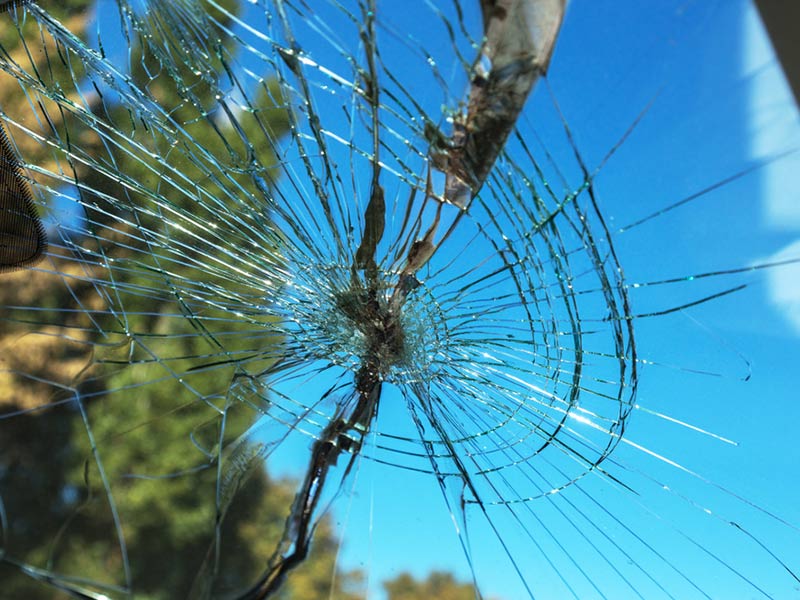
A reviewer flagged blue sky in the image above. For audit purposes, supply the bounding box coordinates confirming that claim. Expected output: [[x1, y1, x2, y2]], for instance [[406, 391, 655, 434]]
[[304, 2, 800, 598]]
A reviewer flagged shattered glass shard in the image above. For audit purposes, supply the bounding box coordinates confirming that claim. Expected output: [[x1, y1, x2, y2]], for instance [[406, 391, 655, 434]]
[[436, 0, 565, 205]]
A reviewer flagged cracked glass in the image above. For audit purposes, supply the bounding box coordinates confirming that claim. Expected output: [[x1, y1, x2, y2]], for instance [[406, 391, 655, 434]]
[[1, 1, 799, 599]]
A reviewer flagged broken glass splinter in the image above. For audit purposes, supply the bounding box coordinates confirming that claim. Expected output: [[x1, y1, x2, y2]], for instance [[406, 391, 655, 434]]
[[434, 0, 565, 207]]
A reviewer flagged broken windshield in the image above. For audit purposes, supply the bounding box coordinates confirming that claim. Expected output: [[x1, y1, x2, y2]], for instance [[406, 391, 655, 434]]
[[1, 1, 799, 599]]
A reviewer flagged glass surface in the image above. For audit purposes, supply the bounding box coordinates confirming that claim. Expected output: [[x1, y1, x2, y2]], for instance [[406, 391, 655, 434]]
[[1, 1, 798, 599]]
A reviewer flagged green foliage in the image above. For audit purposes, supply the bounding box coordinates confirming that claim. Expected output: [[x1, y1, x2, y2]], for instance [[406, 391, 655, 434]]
[[0, 1, 359, 597], [384, 571, 484, 600]]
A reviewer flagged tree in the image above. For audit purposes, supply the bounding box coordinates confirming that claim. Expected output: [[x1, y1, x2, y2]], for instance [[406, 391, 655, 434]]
[[0, 2, 362, 597], [384, 571, 492, 600]]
